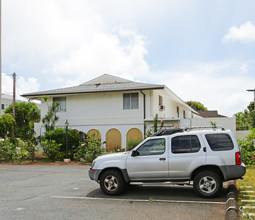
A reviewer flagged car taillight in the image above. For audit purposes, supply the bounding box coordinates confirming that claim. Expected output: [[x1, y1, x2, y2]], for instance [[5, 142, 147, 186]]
[[235, 152, 241, 165]]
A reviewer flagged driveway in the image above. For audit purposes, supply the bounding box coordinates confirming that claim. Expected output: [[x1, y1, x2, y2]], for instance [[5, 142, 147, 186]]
[[0, 165, 226, 220]]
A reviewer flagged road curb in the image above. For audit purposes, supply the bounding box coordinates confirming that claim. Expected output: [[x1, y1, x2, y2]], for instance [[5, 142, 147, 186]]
[[225, 181, 239, 220]]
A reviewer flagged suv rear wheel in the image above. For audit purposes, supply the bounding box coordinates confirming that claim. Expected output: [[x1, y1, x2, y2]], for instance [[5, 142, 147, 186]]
[[194, 171, 222, 198], [99, 170, 125, 196]]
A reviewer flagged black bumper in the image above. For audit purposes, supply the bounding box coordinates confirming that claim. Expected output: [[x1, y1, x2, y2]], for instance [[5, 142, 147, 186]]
[[88, 169, 102, 181], [220, 164, 246, 181]]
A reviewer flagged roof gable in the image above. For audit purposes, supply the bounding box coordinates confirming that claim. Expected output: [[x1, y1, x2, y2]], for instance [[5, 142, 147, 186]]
[[80, 74, 131, 85], [22, 74, 164, 98]]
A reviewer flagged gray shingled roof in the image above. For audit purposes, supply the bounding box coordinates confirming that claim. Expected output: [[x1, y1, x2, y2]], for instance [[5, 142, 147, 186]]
[[22, 74, 164, 98]]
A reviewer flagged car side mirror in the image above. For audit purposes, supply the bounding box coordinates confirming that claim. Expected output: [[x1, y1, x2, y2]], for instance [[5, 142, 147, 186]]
[[131, 150, 139, 157]]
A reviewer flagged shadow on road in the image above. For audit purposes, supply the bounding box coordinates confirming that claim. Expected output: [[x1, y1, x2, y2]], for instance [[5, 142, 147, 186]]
[[86, 184, 227, 202]]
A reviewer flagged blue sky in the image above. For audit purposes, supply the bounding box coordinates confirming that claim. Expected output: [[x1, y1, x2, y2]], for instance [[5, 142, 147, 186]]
[[2, 0, 255, 116]]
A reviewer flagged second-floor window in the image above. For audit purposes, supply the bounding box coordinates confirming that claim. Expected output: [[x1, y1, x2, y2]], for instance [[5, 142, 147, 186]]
[[123, 93, 139, 109], [53, 97, 66, 112], [159, 95, 163, 106], [177, 106, 179, 118]]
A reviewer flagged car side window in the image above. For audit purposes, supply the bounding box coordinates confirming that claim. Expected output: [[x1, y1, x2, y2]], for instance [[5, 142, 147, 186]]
[[205, 134, 234, 151], [137, 138, 165, 156], [171, 135, 201, 154]]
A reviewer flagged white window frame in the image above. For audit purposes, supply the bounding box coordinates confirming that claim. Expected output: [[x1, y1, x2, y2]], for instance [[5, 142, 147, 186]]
[[123, 93, 139, 110], [53, 97, 66, 112]]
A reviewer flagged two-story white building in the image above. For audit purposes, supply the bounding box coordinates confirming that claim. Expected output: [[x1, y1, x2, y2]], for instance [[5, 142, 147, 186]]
[[22, 74, 200, 150]]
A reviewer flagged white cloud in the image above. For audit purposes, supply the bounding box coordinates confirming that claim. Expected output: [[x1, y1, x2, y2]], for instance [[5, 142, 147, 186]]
[[222, 21, 255, 43], [3, 1, 255, 117], [3, 0, 150, 88], [17, 77, 40, 95], [2, 73, 39, 100], [147, 61, 255, 117], [52, 27, 149, 86]]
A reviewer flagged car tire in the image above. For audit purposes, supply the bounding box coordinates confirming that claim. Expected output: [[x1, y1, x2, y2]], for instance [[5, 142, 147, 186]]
[[99, 170, 125, 196], [193, 171, 222, 198]]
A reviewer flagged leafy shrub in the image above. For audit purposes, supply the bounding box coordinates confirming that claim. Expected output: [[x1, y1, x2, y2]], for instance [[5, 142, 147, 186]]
[[0, 114, 15, 138], [238, 139, 255, 166], [42, 127, 82, 159], [0, 138, 17, 161], [41, 139, 64, 161], [0, 138, 33, 162], [145, 130, 152, 138], [126, 139, 143, 151], [238, 128, 255, 166], [74, 134, 104, 163]]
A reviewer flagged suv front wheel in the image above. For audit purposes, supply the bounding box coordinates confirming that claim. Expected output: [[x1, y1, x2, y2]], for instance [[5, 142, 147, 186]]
[[193, 171, 222, 198], [99, 170, 125, 196]]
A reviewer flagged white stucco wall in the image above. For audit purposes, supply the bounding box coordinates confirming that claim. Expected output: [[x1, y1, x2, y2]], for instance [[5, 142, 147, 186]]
[[38, 91, 145, 149], [236, 130, 251, 140], [36, 88, 200, 149], [180, 117, 236, 135], [148, 89, 196, 120]]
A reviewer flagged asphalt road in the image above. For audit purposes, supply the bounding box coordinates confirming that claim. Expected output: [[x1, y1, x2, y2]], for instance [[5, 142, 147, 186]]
[[0, 165, 226, 220]]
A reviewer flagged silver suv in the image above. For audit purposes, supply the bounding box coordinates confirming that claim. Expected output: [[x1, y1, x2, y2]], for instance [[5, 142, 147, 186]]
[[89, 127, 246, 198]]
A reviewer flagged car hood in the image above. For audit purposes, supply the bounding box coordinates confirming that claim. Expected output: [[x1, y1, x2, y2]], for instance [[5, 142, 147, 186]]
[[96, 152, 129, 161]]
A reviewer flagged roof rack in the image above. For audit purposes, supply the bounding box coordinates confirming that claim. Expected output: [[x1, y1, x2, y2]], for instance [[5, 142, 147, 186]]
[[184, 126, 225, 131], [152, 126, 225, 137], [152, 128, 184, 136]]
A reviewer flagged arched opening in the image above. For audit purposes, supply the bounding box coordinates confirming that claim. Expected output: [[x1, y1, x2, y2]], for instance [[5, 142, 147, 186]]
[[126, 128, 143, 143], [87, 129, 101, 140], [106, 129, 121, 151], [126, 128, 143, 150]]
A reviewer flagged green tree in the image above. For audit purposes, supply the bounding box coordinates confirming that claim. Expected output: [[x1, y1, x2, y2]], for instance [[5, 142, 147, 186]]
[[235, 111, 251, 130], [247, 101, 254, 112], [0, 114, 16, 138], [4, 102, 40, 140], [186, 101, 208, 111], [235, 101, 255, 130], [41, 96, 60, 131]]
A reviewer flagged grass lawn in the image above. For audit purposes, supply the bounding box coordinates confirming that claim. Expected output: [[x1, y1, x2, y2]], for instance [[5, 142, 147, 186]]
[[237, 166, 255, 219]]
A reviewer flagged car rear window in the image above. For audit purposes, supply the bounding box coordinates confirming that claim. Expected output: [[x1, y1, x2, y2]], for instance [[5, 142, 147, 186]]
[[205, 134, 234, 151]]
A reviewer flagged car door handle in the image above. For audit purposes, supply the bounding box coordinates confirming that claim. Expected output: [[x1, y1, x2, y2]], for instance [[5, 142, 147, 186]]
[[159, 158, 166, 161]]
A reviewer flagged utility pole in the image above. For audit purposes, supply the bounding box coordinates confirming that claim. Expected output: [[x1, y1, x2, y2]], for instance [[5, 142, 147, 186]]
[[13, 72, 16, 137], [247, 89, 255, 111]]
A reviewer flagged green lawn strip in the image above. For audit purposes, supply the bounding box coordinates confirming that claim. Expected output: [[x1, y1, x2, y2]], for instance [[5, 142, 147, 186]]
[[237, 166, 255, 219]]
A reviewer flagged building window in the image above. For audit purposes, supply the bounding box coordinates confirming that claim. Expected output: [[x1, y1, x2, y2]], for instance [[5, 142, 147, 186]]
[[123, 93, 139, 109], [53, 97, 66, 112], [183, 110, 186, 118], [159, 95, 163, 106], [177, 106, 179, 118], [1, 104, 4, 110]]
